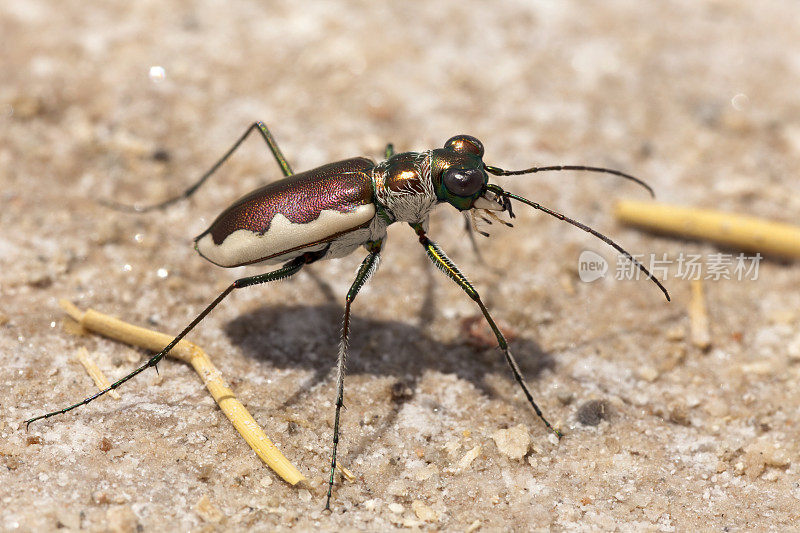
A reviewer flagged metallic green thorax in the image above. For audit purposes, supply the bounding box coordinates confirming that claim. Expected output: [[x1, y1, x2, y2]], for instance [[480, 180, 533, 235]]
[[370, 134, 490, 222]]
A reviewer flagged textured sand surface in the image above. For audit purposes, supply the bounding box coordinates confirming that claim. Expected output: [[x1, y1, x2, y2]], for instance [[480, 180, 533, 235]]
[[3, 1, 800, 531]]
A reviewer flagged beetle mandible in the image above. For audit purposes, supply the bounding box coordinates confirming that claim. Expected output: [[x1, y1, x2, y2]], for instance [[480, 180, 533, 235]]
[[26, 121, 670, 509]]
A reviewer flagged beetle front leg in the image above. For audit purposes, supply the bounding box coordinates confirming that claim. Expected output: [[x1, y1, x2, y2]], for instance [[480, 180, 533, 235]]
[[409, 223, 562, 438], [104, 121, 294, 212], [325, 244, 382, 510]]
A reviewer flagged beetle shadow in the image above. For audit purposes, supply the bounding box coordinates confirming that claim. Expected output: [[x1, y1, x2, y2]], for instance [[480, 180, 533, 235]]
[[224, 303, 555, 414], [224, 294, 556, 469]]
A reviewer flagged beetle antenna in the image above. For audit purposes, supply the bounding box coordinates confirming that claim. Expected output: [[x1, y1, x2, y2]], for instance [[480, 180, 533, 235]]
[[487, 184, 670, 301], [484, 164, 655, 198]]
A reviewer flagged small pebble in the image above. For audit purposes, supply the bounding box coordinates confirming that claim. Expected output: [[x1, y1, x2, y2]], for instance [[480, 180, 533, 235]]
[[762, 470, 780, 482], [197, 464, 213, 482], [556, 390, 575, 405], [742, 437, 791, 479], [741, 361, 774, 376], [704, 398, 729, 418], [668, 404, 691, 426], [443, 440, 461, 456], [411, 500, 438, 522], [194, 495, 223, 523], [637, 365, 659, 382], [605, 437, 621, 454], [492, 424, 531, 460], [388, 502, 404, 514], [458, 446, 482, 470]]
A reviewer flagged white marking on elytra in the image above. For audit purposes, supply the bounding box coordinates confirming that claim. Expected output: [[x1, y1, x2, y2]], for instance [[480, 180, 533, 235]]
[[196, 205, 376, 267]]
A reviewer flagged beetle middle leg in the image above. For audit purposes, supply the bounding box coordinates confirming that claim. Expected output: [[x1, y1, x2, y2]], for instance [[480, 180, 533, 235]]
[[25, 259, 305, 427], [325, 242, 382, 510], [409, 223, 562, 438], [104, 121, 294, 212]]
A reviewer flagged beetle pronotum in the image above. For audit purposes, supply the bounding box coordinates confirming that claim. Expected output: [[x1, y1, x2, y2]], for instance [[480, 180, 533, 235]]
[[26, 122, 669, 509]]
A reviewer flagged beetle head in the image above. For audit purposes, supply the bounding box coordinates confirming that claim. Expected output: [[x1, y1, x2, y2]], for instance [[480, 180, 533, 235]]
[[432, 135, 504, 212]]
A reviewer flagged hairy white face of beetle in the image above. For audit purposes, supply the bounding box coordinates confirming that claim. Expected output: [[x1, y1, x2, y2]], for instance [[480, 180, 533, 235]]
[[473, 193, 504, 211], [195, 205, 376, 267], [467, 190, 512, 237]]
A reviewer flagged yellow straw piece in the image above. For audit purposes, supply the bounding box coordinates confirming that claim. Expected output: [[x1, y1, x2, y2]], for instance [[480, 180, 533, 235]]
[[336, 462, 356, 482], [688, 280, 711, 351], [58, 300, 305, 486], [614, 200, 800, 259], [74, 347, 121, 400]]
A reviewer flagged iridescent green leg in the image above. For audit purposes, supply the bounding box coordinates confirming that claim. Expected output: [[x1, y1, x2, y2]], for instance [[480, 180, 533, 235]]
[[25, 259, 305, 428], [410, 223, 562, 438], [384, 143, 395, 159], [325, 242, 382, 510], [104, 121, 294, 212]]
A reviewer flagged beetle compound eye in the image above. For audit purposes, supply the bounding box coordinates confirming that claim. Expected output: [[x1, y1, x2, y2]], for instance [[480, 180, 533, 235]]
[[444, 135, 484, 158], [443, 167, 485, 197]]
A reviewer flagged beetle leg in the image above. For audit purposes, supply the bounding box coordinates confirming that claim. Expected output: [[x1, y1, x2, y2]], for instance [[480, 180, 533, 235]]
[[325, 246, 382, 510], [25, 259, 305, 428], [102, 121, 294, 212], [409, 223, 562, 438], [463, 212, 488, 263], [384, 143, 394, 159]]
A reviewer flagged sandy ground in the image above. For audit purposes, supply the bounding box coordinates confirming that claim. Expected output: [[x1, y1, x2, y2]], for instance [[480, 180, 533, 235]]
[[2, 1, 800, 531]]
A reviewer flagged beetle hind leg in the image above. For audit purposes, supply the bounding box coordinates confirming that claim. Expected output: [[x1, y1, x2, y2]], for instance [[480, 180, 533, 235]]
[[325, 246, 382, 510], [102, 121, 294, 212]]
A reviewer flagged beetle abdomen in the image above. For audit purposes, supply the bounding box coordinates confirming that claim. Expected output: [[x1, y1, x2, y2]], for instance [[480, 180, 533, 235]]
[[195, 157, 376, 267]]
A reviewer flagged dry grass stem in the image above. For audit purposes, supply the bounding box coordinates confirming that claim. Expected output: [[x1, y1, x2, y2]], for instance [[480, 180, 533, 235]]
[[74, 346, 121, 400], [58, 300, 305, 485], [615, 200, 800, 259]]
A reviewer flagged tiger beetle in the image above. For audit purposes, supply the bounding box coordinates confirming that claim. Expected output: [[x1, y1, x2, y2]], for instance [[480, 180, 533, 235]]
[[26, 121, 670, 510]]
